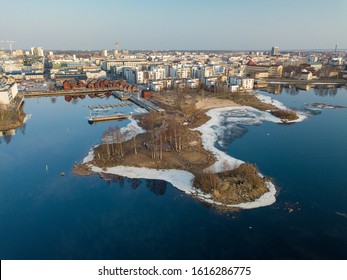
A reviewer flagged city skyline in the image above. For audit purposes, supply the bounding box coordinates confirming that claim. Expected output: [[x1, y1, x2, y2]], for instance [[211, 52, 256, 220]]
[[0, 0, 346, 51]]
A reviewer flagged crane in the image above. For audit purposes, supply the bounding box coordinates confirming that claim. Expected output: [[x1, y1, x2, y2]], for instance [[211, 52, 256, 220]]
[[0, 40, 14, 54], [6, 41, 14, 54]]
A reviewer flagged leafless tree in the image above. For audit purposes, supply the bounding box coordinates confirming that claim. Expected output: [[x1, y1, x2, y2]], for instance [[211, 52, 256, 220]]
[[114, 125, 124, 157], [128, 123, 139, 155], [102, 131, 110, 158]]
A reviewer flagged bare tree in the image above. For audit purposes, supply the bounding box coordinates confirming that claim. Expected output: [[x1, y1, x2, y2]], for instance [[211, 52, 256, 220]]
[[153, 120, 168, 160], [128, 123, 139, 155], [114, 125, 124, 157], [174, 91, 185, 111], [167, 117, 184, 152], [102, 131, 110, 158]]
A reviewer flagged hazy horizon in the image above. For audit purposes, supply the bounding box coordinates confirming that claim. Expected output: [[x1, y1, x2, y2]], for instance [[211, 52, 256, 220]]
[[1, 0, 346, 51]]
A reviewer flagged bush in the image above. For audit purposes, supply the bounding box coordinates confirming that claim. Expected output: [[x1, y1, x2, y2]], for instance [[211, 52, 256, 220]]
[[271, 109, 298, 121]]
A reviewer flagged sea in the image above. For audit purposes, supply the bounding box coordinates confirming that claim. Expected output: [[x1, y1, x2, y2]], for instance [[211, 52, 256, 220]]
[[0, 87, 347, 260]]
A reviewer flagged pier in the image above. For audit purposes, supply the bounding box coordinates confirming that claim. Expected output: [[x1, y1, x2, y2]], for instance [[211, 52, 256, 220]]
[[129, 96, 164, 113], [88, 102, 132, 110], [88, 114, 133, 124], [112, 91, 131, 101], [86, 92, 164, 124]]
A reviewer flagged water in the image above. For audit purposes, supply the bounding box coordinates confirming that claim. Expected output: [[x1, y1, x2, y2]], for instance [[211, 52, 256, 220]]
[[1, 89, 347, 260]]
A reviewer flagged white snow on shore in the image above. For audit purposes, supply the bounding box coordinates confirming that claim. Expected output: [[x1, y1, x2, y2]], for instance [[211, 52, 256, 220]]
[[255, 93, 307, 123], [82, 148, 96, 164], [91, 165, 196, 194], [121, 118, 145, 141]]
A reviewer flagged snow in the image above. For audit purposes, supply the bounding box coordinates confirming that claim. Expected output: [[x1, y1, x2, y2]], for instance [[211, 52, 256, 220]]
[[193, 107, 245, 173], [82, 148, 95, 164], [91, 166, 195, 195], [255, 93, 308, 123], [121, 118, 145, 141]]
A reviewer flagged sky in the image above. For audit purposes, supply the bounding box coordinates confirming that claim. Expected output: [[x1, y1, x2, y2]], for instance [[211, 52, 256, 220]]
[[0, 0, 346, 51]]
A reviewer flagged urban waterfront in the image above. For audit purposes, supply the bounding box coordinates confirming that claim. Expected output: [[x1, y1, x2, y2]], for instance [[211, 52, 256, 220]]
[[1, 87, 347, 259]]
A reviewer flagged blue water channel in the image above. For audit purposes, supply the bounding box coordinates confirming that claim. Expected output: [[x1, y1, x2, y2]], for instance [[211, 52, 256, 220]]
[[0, 88, 347, 259]]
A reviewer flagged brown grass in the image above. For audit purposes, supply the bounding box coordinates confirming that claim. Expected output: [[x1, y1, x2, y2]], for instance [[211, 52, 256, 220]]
[[194, 163, 270, 204], [270, 109, 298, 121]]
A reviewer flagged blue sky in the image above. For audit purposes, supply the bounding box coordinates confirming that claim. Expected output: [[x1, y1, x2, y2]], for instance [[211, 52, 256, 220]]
[[0, 0, 346, 51]]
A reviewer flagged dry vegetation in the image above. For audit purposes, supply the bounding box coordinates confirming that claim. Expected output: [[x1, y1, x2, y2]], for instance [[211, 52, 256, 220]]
[[218, 92, 299, 121], [270, 109, 298, 121], [194, 164, 270, 204]]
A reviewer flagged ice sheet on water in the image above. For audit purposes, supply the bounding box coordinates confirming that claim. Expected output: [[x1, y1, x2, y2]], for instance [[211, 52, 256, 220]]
[[213, 108, 273, 149]]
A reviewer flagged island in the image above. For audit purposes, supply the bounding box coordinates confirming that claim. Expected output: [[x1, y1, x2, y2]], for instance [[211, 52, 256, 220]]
[[73, 91, 304, 209]]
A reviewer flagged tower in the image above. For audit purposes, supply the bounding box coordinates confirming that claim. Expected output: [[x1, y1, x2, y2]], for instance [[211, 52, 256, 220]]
[[271, 46, 279, 56], [114, 41, 119, 58]]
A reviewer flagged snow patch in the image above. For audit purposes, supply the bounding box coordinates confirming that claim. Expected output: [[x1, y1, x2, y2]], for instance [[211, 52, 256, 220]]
[[255, 93, 308, 123], [91, 165, 195, 195]]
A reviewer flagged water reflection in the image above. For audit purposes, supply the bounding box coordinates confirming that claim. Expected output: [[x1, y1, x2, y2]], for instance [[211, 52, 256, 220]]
[[145, 180, 167, 196], [64, 92, 112, 103], [0, 104, 30, 144], [314, 86, 338, 97], [258, 83, 343, 97], [99, 173, 167, 195]]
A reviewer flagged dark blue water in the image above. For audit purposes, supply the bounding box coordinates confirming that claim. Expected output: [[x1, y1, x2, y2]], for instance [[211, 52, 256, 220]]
[[1, 89, 347, 260]]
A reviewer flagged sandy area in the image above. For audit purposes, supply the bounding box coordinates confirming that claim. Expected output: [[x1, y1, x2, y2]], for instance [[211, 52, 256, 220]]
[[195, 98, 238, 110]]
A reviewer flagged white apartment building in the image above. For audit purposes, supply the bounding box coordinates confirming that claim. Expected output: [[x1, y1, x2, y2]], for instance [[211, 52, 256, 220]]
[[0, 83, 18, 106], [101, 59, 147, 71], [136, 70, 144, 84], [149, 81, 163, 92], [86, 70, 107, 79], [31, 47, 44, 57], [101, 49, 108, 57], [204, 66, 215, 78], [186, 79, 199, 89], [229, 76, 254, 90], [177, 68, 190, 79], [149, 67, 166, 80]]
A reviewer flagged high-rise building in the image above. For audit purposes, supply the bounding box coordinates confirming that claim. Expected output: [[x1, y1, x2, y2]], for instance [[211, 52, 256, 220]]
[[271, 46, 279, 56], [31, 47, 44, 57], [101, 49, 108, 57], [114, 41, 119, 58]]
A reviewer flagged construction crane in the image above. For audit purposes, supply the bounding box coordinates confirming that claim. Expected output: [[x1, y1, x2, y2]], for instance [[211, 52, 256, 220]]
[[6, 40, 14, 54], [0, 40, 14, 54]]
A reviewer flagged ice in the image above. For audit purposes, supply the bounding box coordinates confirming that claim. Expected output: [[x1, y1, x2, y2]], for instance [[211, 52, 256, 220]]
[[82, 148, 95, 164], [254, 93, 308, 123]]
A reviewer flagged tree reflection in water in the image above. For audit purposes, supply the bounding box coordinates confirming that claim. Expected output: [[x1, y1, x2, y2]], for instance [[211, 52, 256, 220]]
[[146, 179, 167, 196], [99, 173, 167, 195]]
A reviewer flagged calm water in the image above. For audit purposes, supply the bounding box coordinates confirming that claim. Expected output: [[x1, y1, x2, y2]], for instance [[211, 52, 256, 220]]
[[1, 88, 347, 260]]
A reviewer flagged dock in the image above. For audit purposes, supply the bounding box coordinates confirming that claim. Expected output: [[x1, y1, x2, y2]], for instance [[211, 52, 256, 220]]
[[129, 96, 164, 113], [88, 114, 133, 124], [87, 93, 165, 124], [88, 102, 132, 110], [112, 91, 131, 101]]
